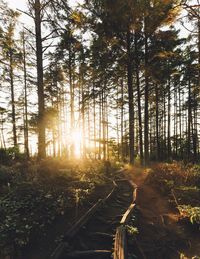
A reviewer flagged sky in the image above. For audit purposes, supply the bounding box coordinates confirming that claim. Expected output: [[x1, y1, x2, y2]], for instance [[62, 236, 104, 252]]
[[6, 0, 81, 11], [6, 0, 191, 38], [6, 0, 82, 26], [7, 0, 25, 9]]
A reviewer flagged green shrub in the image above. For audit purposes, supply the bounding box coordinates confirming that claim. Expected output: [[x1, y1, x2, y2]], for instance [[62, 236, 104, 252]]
[[178, 205, 200, 225], [0, 182, 71, 256], [0, 166, 12, 185]]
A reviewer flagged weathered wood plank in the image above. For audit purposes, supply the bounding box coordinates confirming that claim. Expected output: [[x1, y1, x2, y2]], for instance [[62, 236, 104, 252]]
[[120, 203, 136, 224], [51, 242, 68, 259], [114, 226, 127, 259], [51, 182, 118, 259], [114, 170, 139, 259]]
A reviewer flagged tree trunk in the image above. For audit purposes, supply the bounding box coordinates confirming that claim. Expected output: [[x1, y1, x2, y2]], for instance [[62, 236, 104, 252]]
[[69, 45, 75, 158], [98, 91, 102, 159], [9, 49, 17, 148], [127, 29, 134, 164], [134, 33, 143, 165], [188, 77, 191, 161], [93, 83, 96, 159], [167, 79, 171, 160], [22, 30, 29, 158], [81, 67, 86, 158], [35, 0, 45, 159], [178, 83, 182, 159], [120, 79, 124, 161], [102, 87, 106, 161], [155, 84, 160, 161], [144, 27, 149, 165]]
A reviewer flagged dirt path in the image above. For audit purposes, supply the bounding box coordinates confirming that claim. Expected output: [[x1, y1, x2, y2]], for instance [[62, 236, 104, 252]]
[[125, 167, 200, 259]]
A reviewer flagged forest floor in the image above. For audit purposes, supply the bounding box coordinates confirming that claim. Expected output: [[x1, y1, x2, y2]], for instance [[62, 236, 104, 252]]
[[21, 183, 114, 259], [125, 167, 200, 259], [1, 161, 200, 259]]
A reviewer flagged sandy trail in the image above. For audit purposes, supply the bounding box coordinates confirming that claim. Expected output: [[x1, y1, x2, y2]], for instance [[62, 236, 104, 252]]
[[125, 167, 200, 259]]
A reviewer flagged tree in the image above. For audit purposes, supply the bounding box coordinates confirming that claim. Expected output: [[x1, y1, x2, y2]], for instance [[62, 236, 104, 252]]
[[1, 10, 21, 149]]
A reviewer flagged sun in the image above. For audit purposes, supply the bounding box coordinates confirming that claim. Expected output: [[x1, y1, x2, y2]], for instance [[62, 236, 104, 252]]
[[71, 129, 82, 158]]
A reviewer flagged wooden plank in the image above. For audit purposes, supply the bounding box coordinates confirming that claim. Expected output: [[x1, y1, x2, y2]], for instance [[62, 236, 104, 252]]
[[51, 182, 118, 259], [51, 199, 103, 259], [102, 183, 117, 203], [65, 198, 103, 239], [66, 183, 117, 240], [113, 172, 139, 259], [120, 203, 136, 224], [51, 242, 68, 259], [133, 187, 138, 203], [114, 226, 127, 259]]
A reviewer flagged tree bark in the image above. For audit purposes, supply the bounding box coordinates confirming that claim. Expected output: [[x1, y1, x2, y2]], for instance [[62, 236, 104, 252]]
[[120, 79, 124, 161], [155, 84, 160, 161], [22, 30, 29, 158], [35, 0, 46, 159], [69, 44, 75, 158], [127, 29, 134, 164], [134, 33, 143, 165], [9, 48, 17, 148], [167, 78, 171, 160], [144, 27, 149, 165]]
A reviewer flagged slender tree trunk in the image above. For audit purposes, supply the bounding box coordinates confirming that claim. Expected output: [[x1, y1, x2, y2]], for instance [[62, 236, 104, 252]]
[[144, 27, 149, 165], [35, 0, 45, 159], [116, 84, 120, 161], [155, 84, 160, 161], [87, 86, 91, 154], [22, 31, 29, 158], [102, 87, 106, 161], [127, 29, 134, 164], [0, 114, 6, 149], [193, 100, 197, 161], [98, 91, 102, 159], [163, 92, 167, 160], [93, 83, 96, 159], [178, 84, 182, 159], [81, 68, 86, 158], [106, 96, 109, 160], [188, 77, 191, 161], [167, 79, 171, 160], [69, 45, 75, 157], [134, 33, 143, 165], [120, 79, 124, 161], [9, 49, 17, 148]]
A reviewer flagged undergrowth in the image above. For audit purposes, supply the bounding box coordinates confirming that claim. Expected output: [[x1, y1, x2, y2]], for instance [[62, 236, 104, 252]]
[[146, 162, 200, 228], [0, 159, 117, 257]]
